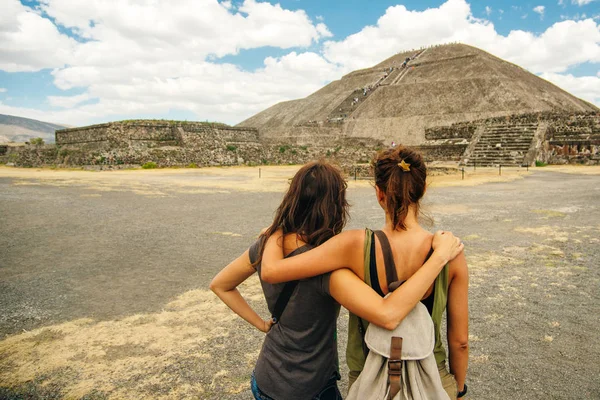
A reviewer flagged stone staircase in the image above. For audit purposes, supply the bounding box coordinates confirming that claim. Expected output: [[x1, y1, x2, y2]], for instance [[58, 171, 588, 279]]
[[468, 123, 538, 166], [379, 67, 402, 86], [327, 88, 376, 120]]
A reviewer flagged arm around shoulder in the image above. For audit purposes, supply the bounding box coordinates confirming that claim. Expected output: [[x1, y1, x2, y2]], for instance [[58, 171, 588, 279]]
[[329, 249, 450, 331], [261, 229, 364, 284]]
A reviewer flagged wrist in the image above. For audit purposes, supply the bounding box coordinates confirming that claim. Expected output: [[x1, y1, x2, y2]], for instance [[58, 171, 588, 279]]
[[429, 252, 448, 269], [457, 383, 467, 398]]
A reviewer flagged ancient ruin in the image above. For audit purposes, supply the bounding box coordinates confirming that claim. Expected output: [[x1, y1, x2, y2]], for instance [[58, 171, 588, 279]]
[[2, 43, 598, 168]]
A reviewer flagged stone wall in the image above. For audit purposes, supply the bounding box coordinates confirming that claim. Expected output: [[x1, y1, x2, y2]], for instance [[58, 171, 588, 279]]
[[5, 114, 599, 168], [415, 143, 469, 162], [425, 123, 476, 140], [543, 114, 600, 164], [2, 119, 383, 169]]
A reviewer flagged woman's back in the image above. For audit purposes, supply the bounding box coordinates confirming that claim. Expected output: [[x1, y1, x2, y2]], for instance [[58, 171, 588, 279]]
[[372, 226, 434, 294], [251, 236, 340, 400]]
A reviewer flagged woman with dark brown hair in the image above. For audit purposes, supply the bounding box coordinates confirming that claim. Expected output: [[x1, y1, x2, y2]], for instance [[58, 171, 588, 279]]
[[261, 147, 469, 399], [211, 160, 463, 400]]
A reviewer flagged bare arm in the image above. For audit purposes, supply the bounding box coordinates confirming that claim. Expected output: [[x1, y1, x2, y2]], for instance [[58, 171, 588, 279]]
[[261, 229, 365, 283], [446, 251, 469, 391], [209, 249, 273, 333], [329, 249, 451, 331], [262, 228, 464, 285]]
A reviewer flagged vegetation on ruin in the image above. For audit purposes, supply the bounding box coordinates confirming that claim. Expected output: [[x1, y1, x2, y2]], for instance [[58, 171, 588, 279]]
[[29, 137, 45, 145], [226, 145, 237, 152], [535, 160, 548, 167], [142, 162, 158, 169], [118, 119, 229, 127]]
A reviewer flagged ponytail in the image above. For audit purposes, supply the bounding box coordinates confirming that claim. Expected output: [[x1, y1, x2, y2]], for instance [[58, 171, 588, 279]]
[[372, 146, 427, 230]]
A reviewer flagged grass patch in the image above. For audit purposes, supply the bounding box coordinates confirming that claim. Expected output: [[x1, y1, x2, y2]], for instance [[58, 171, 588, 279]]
[[226, 145, 237, 152], [535, 160, 547, 167], [141, 162, 158, 169]]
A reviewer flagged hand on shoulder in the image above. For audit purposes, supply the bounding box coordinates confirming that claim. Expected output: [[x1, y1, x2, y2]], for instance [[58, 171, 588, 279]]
[[431, 230, 464, 263]]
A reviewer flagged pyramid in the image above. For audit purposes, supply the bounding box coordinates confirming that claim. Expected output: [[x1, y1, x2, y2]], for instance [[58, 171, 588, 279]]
[[237, 44, 597, 145]]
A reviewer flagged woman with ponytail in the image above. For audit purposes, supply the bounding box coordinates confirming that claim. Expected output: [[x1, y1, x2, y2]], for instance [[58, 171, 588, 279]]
[[211, 160, 464, 400], [262, 147, 469, 399]]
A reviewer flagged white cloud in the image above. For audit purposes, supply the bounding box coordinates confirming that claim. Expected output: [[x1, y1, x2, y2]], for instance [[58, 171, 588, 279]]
[[323, 0, 600, 74], [0, 0, 77, 72], [316, 23, 333, 38], [0, 0, 599, 127], [558, 0, 564, 5], [533, 6, 545, 19], [0, 88, 7, 93], [572, 0, 595, 5], [541, 72, 600, 106], [1, 52, 342, 125], [47, 93, 92, 108], [37, 0, 330, 62], [485, 6, 492, 16]]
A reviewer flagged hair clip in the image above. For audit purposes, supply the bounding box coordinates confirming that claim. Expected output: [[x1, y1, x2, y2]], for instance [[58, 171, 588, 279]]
[[398, 159, 411, 172]]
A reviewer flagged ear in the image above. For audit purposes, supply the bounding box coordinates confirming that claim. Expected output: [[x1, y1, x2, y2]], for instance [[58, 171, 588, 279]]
[[375, 185, 386, 205]]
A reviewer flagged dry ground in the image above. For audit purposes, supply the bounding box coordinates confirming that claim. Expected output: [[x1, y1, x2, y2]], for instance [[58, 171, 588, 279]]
[[0, 165, 599, 399]]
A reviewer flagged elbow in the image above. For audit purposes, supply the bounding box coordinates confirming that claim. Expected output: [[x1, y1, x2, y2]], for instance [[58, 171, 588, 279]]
[[260, 262, 280, 284], [374, 307, 402, 331], [209, 279, 219, 293], [449, 338, 469, 352], [209, 277, 226, 294], [381, 319, 398, 331], [260, 265, 275, 284]]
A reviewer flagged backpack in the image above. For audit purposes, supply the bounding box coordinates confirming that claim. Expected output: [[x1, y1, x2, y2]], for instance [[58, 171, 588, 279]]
[[346, 301, 450, 400]]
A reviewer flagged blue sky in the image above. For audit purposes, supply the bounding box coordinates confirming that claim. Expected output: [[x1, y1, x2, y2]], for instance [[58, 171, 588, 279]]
[[0, 0, 599, 126]]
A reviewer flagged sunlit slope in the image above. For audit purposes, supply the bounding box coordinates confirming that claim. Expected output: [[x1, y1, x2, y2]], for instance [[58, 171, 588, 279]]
[[237, 44, 596, 144]]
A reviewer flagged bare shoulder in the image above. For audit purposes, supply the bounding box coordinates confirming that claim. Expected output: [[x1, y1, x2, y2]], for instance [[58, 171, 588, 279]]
[[339, 229, 366, 242]]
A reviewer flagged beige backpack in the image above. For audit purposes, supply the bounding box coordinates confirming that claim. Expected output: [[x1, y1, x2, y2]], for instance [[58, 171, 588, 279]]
[[346, 302, 450, 400]]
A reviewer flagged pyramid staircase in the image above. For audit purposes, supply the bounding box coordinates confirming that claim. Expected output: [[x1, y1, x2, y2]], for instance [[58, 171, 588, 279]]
[[327, 49, 429, 120], [327, 88, 375, 120], [379, 67, 403, 86], [469, 123, 538, 166]]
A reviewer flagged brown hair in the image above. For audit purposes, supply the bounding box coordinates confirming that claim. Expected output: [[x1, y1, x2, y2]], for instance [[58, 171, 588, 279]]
[[253, 161, 350, 267], [372, 145, 427, 230]]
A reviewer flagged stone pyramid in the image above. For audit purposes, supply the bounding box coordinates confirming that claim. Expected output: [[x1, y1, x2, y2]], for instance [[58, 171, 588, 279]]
[[237, 43, 597, 145]]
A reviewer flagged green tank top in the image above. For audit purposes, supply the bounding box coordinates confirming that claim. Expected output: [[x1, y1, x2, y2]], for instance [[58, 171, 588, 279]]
[[346, 229, 450, 372]]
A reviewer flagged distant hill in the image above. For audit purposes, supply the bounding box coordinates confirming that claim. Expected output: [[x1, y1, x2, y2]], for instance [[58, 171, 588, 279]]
[[238, 43, 598, 144], [0, 114, 68, 144]]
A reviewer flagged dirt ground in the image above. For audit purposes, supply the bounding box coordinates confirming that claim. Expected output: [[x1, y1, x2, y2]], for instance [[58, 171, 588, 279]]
[[0, 165, 599, 399]]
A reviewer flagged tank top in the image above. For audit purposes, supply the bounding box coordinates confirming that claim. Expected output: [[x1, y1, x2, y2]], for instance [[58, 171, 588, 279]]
[[346, 228, 450, 372], [250, 238, 341, 400]]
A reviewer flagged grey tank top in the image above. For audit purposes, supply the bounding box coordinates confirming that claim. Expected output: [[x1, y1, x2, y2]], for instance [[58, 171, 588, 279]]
[[250, 238, 340, 400]]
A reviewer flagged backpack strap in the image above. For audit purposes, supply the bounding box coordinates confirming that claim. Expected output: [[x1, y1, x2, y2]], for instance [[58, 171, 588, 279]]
[[270, 245, 307, 323], [388, 336, 403, 400], [357, 228, 374, 357], [271, 281, 298, 323], [373, 230, 400, 292]]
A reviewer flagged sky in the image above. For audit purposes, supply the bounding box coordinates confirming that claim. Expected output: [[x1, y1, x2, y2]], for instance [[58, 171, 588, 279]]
[[0, 0, 599, 126]]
